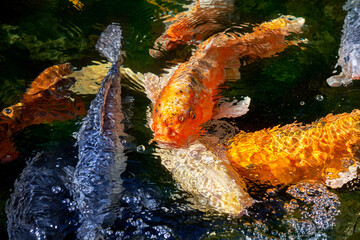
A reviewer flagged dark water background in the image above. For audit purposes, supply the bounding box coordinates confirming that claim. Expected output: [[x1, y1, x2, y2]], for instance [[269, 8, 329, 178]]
[[1, 0, 360, 239]]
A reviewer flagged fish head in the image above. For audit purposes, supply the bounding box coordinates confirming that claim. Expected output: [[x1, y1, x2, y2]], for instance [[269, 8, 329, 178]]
[[151, 91, 205, 147], [0, 105, 21, 163], [1, 103, 23, 122], [273, 15, 305, 34], [150, 34, 180, 58], [0, 103, 24, 139], [150, 27, 193, 58]]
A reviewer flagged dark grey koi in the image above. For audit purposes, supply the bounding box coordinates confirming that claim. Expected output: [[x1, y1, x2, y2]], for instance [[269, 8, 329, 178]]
[[72, 23, 127, 240], [327, 0, 360, 87]]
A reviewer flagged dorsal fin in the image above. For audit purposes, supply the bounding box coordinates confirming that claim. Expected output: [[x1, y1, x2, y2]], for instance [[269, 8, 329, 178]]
[[95, 23, 122, 64]]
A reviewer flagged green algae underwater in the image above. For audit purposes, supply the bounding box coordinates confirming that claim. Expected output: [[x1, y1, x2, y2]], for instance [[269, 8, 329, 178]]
[[1, 0, 360, 239]]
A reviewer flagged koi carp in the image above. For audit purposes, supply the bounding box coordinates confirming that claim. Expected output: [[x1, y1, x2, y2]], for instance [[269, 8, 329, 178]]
[[327, 0, 360, 87], [145, 15, 306, 147], [150, 0, 234, 58], [71, 23, 128, 240], [226, 109, 360, 188], [0, 63, 85, 163]]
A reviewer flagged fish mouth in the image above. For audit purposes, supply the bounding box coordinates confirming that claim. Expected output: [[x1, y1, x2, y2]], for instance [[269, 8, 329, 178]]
[[152, 127, 188, 147], [297, 17, 305, 26], [152, 133, 181, 147]]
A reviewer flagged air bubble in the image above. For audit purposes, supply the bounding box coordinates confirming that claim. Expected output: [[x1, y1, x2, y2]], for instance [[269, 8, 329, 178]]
[[137, 145, 145, 152], [300, 101, 305, 106], [68, 206, 76, 212], [51, 186, 62, 194], [315, 95, 324, 101]]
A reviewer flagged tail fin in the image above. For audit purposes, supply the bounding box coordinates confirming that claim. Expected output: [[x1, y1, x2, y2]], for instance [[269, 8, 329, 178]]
[[326, 72, 353, 87], [95, 23, 122, 64]]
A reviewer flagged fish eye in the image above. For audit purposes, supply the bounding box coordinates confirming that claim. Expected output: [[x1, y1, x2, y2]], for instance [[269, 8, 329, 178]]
[[179, 116, 185, 122], [286, 16, 296, 21], [4, 108, 12, 114]]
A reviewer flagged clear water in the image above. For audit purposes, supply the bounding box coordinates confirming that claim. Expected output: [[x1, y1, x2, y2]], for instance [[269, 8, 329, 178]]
[[1, 0, 360, 239]]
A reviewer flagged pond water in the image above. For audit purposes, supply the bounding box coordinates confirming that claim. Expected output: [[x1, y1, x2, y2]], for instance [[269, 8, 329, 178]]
[[1, 0, 360, 239]]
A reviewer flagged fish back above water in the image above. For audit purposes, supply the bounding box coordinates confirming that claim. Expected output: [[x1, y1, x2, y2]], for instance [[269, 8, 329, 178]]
[[195, 15, 305, 63], [327, 0, 360, 87], [226, 109, 360, 188], [72, 23, 127, 240]]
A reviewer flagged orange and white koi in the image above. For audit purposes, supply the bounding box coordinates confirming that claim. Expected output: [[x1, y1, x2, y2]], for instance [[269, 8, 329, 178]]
[[226, 109, 360, 188], [150, 0, 234, 58], [145, 15, 306, 147]]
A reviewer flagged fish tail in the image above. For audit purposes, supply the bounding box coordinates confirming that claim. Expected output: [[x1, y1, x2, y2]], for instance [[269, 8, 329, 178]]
[[326, 72, 353, 87], [95, 23, 123, 64]]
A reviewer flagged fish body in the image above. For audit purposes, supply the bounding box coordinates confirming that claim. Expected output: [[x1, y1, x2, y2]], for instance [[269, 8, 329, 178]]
[[0, 63, 85, 163], [226, 109, 360, 188], [150, 0, 234, 58], [327, 0, 360, 87], [72, 24, 126, 240], [156, 140, 253, 215], [6, 147, 78, 240], [147, 15, 305, 147]]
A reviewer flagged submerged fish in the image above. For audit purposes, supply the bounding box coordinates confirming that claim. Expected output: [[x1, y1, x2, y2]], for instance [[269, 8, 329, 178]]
[[150, 0, 235, 58], [156, 139, 253, 215], [327, 0, 360, 87], [6, 146, 78, 240], [0, 63, 85, 163], [226, 109, 360, 188], [145, 15, 306, 147], [71, 23, 127, 239]]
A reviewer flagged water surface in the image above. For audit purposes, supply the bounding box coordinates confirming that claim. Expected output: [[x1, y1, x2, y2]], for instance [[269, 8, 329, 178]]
[[1, 0, 360, 239]]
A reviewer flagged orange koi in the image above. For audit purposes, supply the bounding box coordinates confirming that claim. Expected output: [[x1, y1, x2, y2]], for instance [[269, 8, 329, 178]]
[[0, 63, 85, 163], [150, 0, 234, 58], [145, 15, 306, 147], [226, 109, 360, 188]]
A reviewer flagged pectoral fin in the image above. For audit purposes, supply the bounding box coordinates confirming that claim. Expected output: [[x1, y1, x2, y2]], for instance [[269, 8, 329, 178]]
[[213, 96, 251, 119]]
